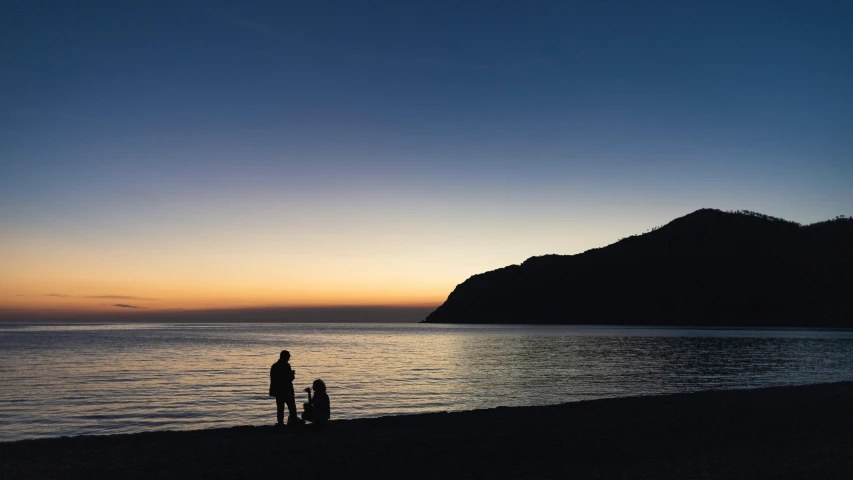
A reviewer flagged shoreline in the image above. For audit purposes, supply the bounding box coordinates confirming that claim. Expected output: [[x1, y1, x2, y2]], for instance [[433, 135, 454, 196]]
[[3, 382, 853, 479]]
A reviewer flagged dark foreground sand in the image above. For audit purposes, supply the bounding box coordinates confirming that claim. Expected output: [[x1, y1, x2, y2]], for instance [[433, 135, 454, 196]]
[[3, 382, 853, 479]]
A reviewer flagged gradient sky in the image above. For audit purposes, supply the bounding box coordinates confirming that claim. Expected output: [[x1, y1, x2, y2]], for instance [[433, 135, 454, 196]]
[[1, 1, 851, 314]]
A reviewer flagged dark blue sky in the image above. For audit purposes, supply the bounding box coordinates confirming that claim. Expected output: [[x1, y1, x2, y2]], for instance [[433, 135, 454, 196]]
[[1, 1, 852, 309]]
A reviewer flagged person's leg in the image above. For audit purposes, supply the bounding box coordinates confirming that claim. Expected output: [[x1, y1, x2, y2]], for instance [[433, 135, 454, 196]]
[[275, 397, 285, 425], [285, 395, 300, 424], [302, 406, 315, 423]]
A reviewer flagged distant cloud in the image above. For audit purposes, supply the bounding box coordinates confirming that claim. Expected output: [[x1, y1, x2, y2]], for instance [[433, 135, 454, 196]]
[[112, 304, 144, 309], [86, 295, 157, 301], [43, 293, 155, 301]]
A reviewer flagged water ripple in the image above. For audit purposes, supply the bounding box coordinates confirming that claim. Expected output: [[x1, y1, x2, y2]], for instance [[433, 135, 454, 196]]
[[2, 323, 853, 442]]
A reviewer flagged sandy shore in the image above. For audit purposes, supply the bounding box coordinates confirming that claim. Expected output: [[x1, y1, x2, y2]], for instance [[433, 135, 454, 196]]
[[3, 382, 853, 479]]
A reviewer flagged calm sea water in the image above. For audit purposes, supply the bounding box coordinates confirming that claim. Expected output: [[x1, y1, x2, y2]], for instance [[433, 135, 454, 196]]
[[2, 323, 853, 442]]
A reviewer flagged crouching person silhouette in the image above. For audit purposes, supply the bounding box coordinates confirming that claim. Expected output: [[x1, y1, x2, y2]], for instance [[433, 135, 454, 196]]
[[269, 350, 303, 426], [302, 379, 330, 425]]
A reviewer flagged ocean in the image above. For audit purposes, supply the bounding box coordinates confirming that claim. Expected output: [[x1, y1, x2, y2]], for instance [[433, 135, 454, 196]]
[[2, 322, 853, 442]]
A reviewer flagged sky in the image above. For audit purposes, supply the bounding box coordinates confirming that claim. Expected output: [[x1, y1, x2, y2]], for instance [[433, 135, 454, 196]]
[[1, 0, 851, 317]]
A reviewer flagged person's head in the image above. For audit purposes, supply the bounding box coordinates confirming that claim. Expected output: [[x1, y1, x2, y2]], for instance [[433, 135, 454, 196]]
[[312, 379, 326, 393], [280, 350, 290, 361]]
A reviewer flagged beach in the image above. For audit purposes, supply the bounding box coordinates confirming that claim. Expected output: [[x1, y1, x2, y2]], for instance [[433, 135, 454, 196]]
[[2, 382, 853, 479]]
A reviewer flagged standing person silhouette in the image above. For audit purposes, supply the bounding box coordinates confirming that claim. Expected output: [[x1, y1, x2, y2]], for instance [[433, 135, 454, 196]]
[[269, 350, 301, 426]]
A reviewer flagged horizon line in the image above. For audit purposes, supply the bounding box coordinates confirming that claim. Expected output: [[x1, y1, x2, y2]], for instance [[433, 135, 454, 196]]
[[0, 304, 440, 323]]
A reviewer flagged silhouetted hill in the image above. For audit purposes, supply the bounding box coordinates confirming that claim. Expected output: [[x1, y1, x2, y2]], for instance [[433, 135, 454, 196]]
[[424, 209, 853, 326]]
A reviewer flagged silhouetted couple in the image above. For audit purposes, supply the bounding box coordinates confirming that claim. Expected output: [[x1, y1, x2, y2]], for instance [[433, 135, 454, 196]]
[[269, 350, 330, 427]]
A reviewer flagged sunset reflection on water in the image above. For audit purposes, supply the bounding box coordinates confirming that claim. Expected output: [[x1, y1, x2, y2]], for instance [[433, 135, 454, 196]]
[[2, 323, 853, 442]]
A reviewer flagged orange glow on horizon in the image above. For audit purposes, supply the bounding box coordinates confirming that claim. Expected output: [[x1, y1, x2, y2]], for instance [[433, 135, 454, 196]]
[[1, 202, 674, 316], [0, 287, 447, 314]]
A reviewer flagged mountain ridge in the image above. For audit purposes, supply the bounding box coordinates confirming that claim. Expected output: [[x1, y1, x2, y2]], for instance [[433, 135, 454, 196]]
[[424, 209, 853, 326]]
